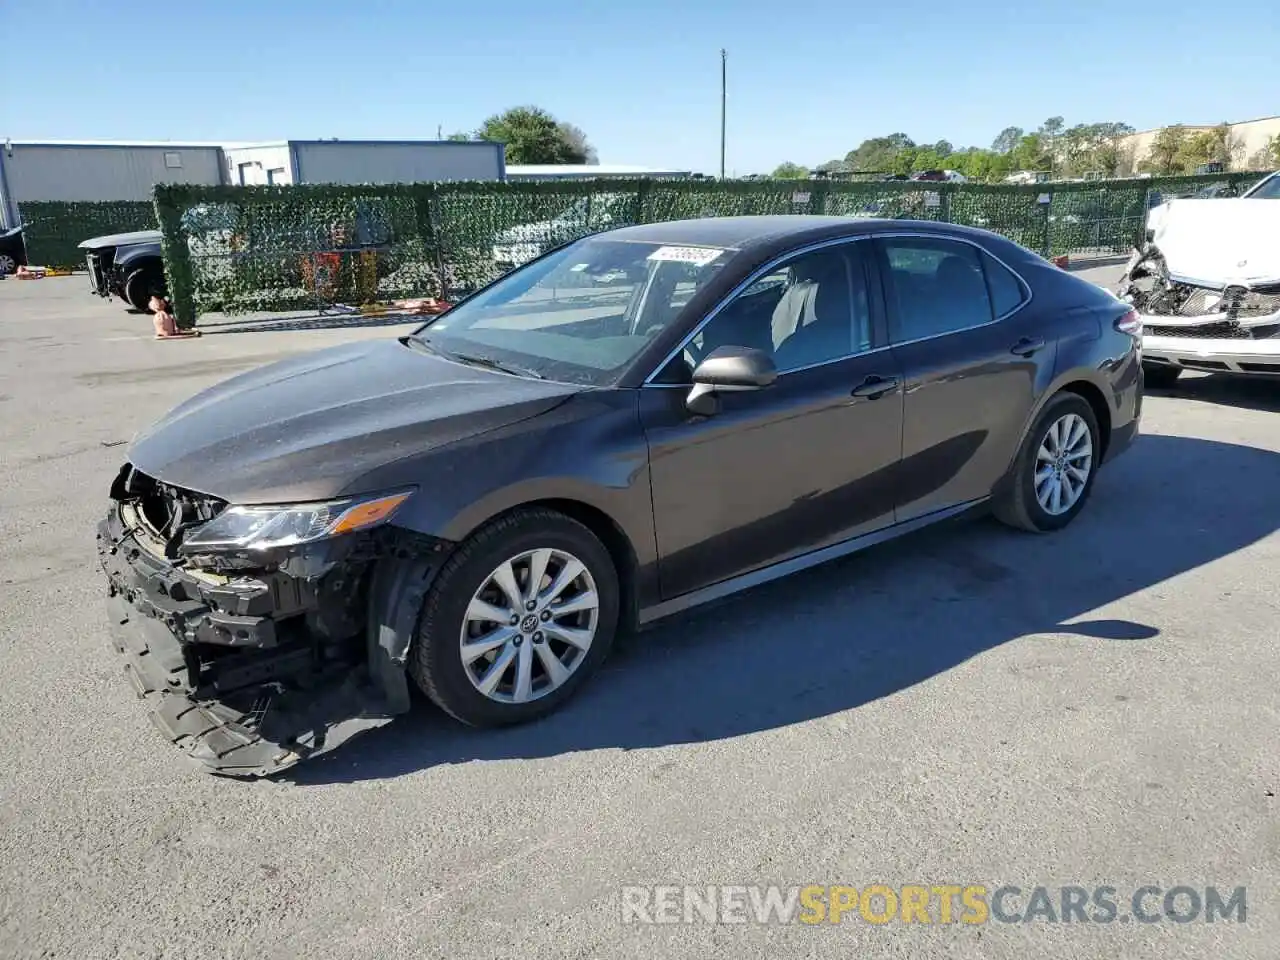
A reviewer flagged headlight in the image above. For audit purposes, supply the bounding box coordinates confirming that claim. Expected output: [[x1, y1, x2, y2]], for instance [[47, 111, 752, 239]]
[[179, 490, 413, 553]]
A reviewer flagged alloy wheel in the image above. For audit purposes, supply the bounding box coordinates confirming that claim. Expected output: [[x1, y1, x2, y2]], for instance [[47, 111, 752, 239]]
[[0, 254, 15, 275], [1034, 412, 1093, 515], [459, 548, 599, 704]]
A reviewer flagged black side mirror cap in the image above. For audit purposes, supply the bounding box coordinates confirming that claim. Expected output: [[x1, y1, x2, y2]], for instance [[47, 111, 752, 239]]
[[686, 346, 777, 415]]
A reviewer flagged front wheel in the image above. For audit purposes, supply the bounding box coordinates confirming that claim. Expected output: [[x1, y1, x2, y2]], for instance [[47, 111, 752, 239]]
[[124, 267, 167, 313], [993, 392, 1101, 533], [409, 508, 619, 727]]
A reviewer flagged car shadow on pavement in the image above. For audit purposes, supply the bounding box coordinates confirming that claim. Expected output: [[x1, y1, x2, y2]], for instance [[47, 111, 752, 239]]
[[1148, 375, 1280, 414], [287, 431, 1280, 785]]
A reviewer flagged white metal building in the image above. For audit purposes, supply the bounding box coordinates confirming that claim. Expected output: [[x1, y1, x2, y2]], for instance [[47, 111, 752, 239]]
[[0, 139, 227, 229], [222, 139, 505, 187]]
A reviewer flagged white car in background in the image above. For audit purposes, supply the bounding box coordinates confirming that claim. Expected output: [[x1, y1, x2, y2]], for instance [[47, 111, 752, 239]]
[[1118, 170, 1280, 386], [491, 195, 633, 270]]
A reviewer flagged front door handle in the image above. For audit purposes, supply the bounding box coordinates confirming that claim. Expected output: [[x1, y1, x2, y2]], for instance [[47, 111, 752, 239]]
[[1010, 336, 1047, 357], [851, 375, 900, 400]]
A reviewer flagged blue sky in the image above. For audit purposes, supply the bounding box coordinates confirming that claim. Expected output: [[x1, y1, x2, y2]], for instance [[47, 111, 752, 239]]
[[5, 0, 1277, 175]]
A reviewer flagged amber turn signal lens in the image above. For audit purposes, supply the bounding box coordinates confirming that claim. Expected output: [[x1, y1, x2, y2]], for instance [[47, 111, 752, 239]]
[[329, 492, 412, 535]]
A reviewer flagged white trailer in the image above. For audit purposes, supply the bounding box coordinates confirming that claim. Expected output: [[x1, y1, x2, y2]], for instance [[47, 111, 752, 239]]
[[0, 140, 227, 229], [222, 139, 505, 187]]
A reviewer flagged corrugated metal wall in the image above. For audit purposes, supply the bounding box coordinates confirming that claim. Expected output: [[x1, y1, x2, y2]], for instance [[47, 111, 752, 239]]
[[3, 145, 225, 203], [292, 141, 504, 184]]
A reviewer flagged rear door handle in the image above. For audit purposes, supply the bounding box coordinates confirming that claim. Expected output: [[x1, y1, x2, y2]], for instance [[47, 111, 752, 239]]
[[1010, 336, 1047, 357], [851, 375, 900, 400]]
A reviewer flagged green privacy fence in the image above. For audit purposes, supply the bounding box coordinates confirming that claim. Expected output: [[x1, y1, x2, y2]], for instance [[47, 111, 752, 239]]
[[153, 171, 1270, 327], [18, 201, 156, 268]]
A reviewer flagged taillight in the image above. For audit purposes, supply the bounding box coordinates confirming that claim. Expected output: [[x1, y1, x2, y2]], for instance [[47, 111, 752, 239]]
[[1115, 308, 1142, 337]]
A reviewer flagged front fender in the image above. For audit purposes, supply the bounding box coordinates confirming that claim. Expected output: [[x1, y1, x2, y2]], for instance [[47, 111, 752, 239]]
[[114, 243, 163, 273], [366, 390, 659, 595]]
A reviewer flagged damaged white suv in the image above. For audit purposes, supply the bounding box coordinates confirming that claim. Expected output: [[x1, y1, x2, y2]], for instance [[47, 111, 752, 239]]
[[1118, 170, 1280, 387]]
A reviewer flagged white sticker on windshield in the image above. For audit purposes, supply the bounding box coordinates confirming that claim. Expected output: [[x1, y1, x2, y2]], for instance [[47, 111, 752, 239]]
[[647, 245, 724, 267]]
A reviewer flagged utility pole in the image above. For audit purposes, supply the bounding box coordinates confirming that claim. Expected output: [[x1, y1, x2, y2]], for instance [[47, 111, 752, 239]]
[[719, 49, 727, 180], [437, 124, 443, 140]]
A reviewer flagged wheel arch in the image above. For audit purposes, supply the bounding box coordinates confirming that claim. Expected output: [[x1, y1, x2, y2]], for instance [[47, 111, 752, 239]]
[[115, 247, 164, 274], [1056, 379, 1112, 461], [453, 497, 643, 634]]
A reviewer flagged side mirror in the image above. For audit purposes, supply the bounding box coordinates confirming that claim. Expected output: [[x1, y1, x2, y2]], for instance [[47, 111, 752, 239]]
[[686, 345, 777, 415]]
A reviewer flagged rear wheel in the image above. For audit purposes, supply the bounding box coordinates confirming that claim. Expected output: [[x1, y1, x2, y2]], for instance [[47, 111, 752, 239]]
[[1142, 362, 1182, 390], [409, 508, 619, 727], [124, 266, 167, 313], [994, 392, 1101, 533], [0, 254, 16, 276]]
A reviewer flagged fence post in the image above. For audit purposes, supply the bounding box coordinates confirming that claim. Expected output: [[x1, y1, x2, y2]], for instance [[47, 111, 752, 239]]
[[154, 185, 197, 329], [415, 183, 449, 302], [634, 178, 653, 225], [940, 183, 953, 224], [809, 178, 829, 216], [1040, 187, 1053, 259]]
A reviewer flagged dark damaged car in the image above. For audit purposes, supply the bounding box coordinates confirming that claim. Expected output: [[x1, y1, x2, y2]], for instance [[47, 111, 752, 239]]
[[98, 216, 1142, 776]]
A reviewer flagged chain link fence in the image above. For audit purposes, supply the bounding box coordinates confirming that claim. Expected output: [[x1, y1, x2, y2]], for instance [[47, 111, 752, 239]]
[[153, 171, 1270, 327]]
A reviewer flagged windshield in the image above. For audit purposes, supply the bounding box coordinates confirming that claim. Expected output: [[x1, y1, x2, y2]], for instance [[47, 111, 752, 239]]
[[413, 236, 730, 386], [1243, 173, 1280, 200]]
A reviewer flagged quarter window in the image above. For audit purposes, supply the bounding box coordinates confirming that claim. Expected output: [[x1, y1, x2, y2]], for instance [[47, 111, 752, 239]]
[[981, 251, 1028, 316], [881, 237, 994, 342]]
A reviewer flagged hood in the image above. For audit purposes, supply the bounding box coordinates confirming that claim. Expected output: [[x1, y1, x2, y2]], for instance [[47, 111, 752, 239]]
[[1150, 199, 1280, 285], [79, 230, 163, 250], [127, 338, 581, 504]]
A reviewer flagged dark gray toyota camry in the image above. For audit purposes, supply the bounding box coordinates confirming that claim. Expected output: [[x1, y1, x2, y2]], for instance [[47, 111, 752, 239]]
[[98, 215, 1142, 775]]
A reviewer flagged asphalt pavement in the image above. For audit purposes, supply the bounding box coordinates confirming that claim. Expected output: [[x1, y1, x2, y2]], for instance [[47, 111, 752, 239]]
[[0, 273, 1277, 960]]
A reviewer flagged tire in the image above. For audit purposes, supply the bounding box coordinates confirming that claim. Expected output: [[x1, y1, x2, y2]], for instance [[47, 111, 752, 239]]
[[0, 254, 15, 276], [1142, 362, 1182, 390], [124, 266, 167, 313], [409, 508, 619, 727], [993, 392, 1102, 533]]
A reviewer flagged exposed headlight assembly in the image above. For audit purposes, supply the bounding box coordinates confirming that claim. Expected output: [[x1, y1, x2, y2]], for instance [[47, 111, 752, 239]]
[[179, 490, 413, 553]]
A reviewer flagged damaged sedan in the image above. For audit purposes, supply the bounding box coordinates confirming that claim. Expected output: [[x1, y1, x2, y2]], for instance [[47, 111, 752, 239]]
[[1119, 171, 1280, 386], [99, 216, 1141, 777]]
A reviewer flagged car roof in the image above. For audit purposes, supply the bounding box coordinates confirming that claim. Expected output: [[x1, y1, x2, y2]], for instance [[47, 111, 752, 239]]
[[601, 215, 998, 252]]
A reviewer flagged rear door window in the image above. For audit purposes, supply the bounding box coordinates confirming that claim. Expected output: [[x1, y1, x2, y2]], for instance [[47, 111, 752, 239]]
[[879, 237, 994, 343]]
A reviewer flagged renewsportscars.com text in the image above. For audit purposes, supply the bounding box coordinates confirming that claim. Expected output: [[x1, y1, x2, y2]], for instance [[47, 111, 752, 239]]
[[621, 884, 1247, 925]]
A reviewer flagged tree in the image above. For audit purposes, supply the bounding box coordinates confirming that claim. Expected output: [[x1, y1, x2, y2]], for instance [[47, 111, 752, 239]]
[[1140, 124, 1188, 175], [1039, 116, 1065, 139], [771, 162, 809, 179], [474, 106, 592, 164], [1010, 133, 1050, 173], [446, 132, 471, 142], [909, 149, 945, 172], [991, 126, 1024, 154], [931, 140, 954, 157], [557, 122, 599, 164], [845, 133, 915, 172]]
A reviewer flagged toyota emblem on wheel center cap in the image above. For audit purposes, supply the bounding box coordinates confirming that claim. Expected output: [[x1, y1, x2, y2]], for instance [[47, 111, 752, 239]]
[[520, 614, 539, 633]]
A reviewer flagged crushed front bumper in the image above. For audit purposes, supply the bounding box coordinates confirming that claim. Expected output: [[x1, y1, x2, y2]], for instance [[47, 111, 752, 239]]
[[1139, 298, 1280, 377], [1122, 264, 1280, 377], [96, 504, 439, 777]]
